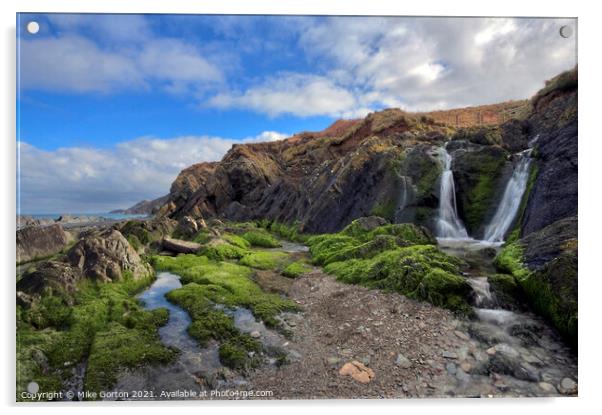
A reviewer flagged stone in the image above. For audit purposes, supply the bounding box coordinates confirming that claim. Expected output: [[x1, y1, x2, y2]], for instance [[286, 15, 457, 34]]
[[17, 224, 69, 263], [250, 330, 261, 338], [455, 368, 471, 382], [459, 361, 472, 372], [559, 377, 577, 394], [17, 261, 82, 300], [162, 237, 202, 254], [454, 330, 470, 341], [326, 357, 341, 365], [67, 229, 152, 282], [339, 361, 375, 384], [442, 350, 458, 359], [538, 382, 557, 393], [175, 216, 199, 238], [446, 362, 457, 375], [395, 353, 412, 368]]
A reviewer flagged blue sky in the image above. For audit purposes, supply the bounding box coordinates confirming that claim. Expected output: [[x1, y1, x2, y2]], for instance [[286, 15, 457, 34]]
[[16, 14, 576, 213]]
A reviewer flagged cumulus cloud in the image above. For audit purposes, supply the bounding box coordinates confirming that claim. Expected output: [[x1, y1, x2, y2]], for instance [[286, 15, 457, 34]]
[[209, 16, 577, 115], [207, 73, 358, 117], [17, 132, 288, 214], [19, 29, 224, 94]]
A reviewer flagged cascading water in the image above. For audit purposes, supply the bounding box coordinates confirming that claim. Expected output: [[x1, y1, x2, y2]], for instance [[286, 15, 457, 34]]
[[436, 145, 469, 239], [483, 150, 533, 242]]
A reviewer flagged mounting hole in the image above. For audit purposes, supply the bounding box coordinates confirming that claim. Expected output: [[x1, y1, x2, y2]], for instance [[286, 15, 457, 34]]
[[26, 21, 40, 34], [559, 25, 573, 39]]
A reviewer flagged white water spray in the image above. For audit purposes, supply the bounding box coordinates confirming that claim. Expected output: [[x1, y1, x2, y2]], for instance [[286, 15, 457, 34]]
[[436, 146, 469, 239], [483, 150, 533, 242]]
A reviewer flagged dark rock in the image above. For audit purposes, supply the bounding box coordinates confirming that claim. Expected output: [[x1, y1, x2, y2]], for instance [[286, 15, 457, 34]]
[[487, 274, 524, 310], [521, 216, 577, 270], [17, 261, 82, 300], [67, 229, 151, 282], [521, 71, 577, 237], [17, 224, 69, 263], [500, 119, 531, 152], [175, 216, 199, 238]]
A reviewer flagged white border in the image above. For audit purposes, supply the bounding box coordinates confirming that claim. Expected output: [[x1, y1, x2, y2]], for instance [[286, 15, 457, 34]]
[[2, 1, 600, 414]]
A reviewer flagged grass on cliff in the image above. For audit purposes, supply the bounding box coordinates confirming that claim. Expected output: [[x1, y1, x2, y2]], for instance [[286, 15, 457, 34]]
[[17, 272, 175, 399], [307, 220, 473, 314]]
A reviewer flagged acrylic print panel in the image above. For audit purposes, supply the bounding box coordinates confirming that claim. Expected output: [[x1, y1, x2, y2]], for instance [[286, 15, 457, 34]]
[[16, 13, 578, 401]]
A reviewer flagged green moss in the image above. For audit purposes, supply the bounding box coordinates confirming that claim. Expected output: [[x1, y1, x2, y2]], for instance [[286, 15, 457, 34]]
[[488, 274, 522, 307], [370, 199, 397, 222], [218, 334, 262, 370], [17, 272, 174, 396], [85, 322, 176, 394], [200, 241, 249, 261], [282, 261, 313, 278], [264, 221, 309, 243], [493, 242, 530, 280], [151, 254, 210, 273], [242, 231, 281, 248], [222, 233, 251, 249], [155, 254, 298, 327], [127, 234, 142, 252], [322, 245, 471, 314], [412, 269, 473, 315], [239, 251, 289, 270], [192, 230, 212, 244]]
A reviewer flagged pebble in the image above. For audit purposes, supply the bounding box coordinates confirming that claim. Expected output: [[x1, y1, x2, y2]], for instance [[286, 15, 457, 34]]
[[559, 377, 577, 394], [446, 362, 457, 375], [395, 353, 412, 368], [454, 330, 470, 341], [442, 350, 458, 359], [455, 368, 471, 382], [250, 330, 261, 338], [459, 361, 472, 372], [486, 347, 497, 356], [326, 357, 341, 365], [538, 382, 557, 393]]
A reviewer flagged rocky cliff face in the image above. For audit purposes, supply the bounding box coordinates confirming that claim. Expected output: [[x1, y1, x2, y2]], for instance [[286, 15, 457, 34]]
[[162, 111, 452, 233], [110, 194, 169, 215]]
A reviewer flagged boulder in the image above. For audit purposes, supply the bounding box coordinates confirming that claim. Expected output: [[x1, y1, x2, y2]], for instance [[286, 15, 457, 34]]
[[67, 229, 151, 282], [162, 237, 202, 254], [17, 261, 82, 301], [175, 216, 199, 238], [17, 224, 69, 263]]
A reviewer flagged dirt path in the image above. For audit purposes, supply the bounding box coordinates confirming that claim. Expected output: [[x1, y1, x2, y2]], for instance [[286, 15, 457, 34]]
[[247, 268, 577, 399]]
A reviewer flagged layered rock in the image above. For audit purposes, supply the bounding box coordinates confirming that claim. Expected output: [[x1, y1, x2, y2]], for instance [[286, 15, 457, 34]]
[[163, 110, 450, 233], [17, 224, 70, 263], [110, 194, 169, 215]]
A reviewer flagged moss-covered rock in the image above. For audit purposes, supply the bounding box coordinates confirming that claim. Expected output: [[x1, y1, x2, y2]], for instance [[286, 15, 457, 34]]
[[452, 146, 508, 234], [282, 261, 313, 278], [242, 230, 281, 248], [488, 274, 523, 310], [239, 251, 289, 270], [199, 239, 249, 261]]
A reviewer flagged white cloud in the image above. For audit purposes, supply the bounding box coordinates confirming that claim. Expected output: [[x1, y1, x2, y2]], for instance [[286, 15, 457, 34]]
[[19, 34, 224, 94], [207, 73, 358, 117], [17, 131, 288, 213], [207, 16, 576, 115]]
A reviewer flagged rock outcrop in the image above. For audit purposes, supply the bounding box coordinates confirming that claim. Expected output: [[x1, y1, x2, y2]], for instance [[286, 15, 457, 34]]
[[163, 110, 451, 233], [162, 237, 202, 254], [17, 224, 69, 263], [67, 229, 152, 282]]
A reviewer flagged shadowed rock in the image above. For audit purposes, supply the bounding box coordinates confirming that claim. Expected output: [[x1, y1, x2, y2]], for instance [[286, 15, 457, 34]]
[[17, 223, 69, 263]]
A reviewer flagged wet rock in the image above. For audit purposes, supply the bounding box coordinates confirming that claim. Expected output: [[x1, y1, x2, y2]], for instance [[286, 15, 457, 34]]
[[469, 322, 511, 346], [559, 377, 577, 395], [68, 229, 152, 282], [17, 223, 69, 263], [538, 382, 557, 393], [455, 368, 471, 382], [339, 361, 376, 384], [454, 330, 470, 341], [446, 362, 457, 375], [395, 353, 412, 368], [250, 330, 261, 338], [162, 237, 202, 254]]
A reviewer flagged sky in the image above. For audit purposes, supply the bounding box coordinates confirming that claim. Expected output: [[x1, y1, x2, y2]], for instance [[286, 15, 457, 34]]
[[16, 14, 577, 214]]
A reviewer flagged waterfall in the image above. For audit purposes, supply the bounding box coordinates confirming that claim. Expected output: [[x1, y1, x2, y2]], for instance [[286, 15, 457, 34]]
[[483, 150, 532, 242], [436, 146, 469, 239]]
